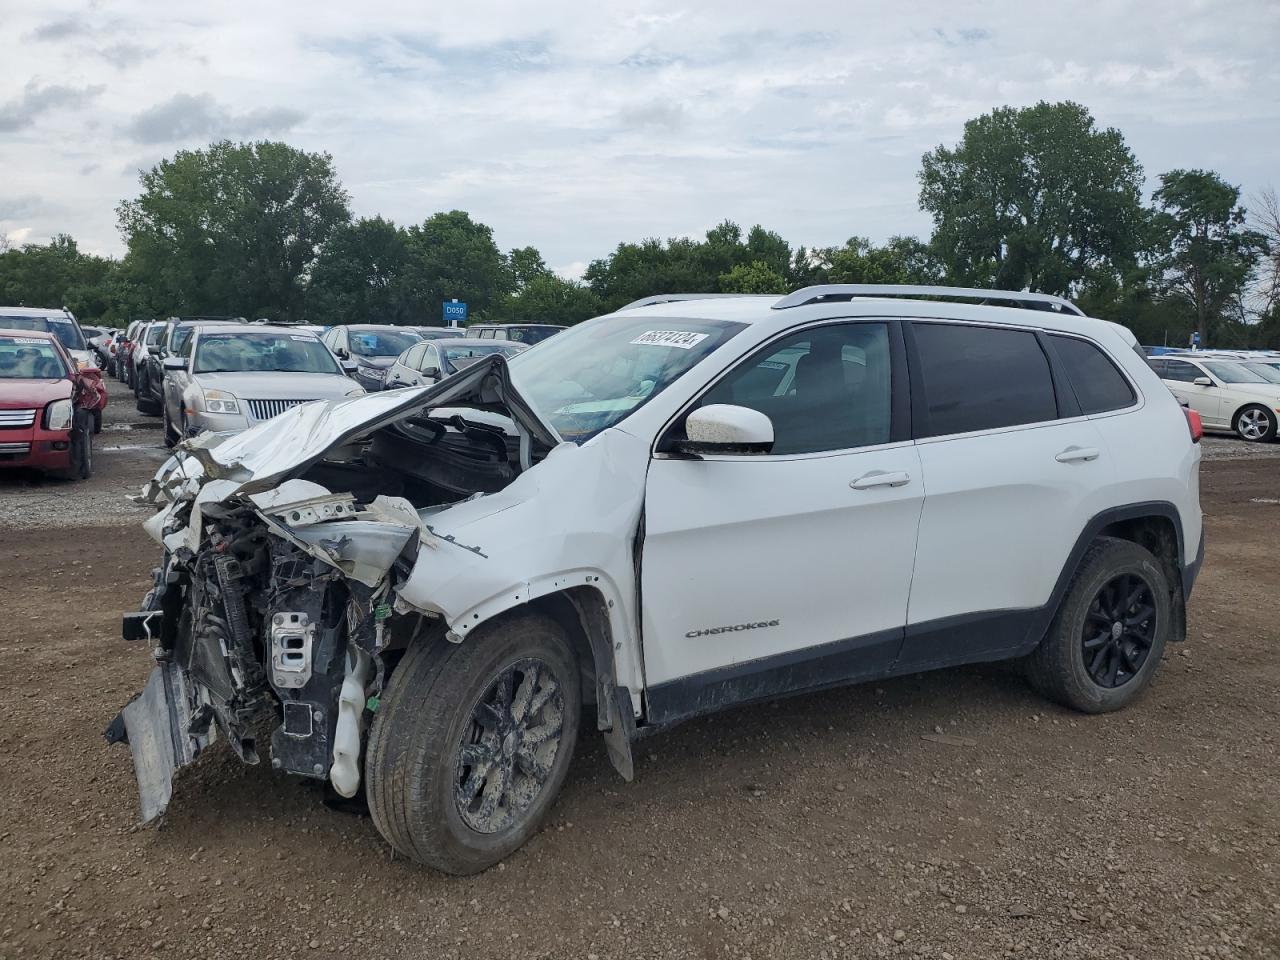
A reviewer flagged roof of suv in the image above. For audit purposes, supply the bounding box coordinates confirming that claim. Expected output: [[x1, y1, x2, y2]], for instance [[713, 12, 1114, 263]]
[[613, 290, 1134, 346]]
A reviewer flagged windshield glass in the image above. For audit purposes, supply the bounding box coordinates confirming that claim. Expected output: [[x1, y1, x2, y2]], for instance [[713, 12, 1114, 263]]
[[1203, 361, 1270, 384], [0, 314, 86, 351], [145, 324, 166, 346], [508, 316, 746, 442], [1241, 362, 1280, 383], [0, 335, 67, 379], [193, 332, 342, 375], [349, 329, 420, 357]]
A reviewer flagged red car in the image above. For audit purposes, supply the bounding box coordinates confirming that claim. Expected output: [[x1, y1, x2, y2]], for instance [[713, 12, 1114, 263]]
[[0, 328, 99, 479]]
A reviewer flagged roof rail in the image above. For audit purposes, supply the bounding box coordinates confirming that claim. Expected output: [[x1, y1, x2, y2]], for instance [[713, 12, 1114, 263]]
[[771, 284, 1085, 317], [616, 293, 776, 311]]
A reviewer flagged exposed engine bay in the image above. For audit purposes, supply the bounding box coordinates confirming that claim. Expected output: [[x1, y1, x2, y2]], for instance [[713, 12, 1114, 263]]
[[104, 355, 599, 822]]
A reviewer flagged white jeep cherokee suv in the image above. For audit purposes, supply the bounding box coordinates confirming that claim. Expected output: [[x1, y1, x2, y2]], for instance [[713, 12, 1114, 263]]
[[109, 285, 1204, 874]]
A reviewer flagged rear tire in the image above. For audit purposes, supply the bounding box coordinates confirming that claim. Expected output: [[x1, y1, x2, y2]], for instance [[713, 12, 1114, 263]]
[[1026, 537, 1171, 713], [1233, 404, 1276, 442], [366, 613, 581, 875]]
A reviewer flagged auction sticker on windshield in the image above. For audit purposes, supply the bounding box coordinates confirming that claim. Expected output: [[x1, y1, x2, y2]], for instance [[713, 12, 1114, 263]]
[[631, 330, 710, 349]]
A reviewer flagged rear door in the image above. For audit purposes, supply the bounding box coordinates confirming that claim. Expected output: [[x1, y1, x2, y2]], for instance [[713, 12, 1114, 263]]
[[900, 320, 1115, 666], [640, 319, 923, 722]]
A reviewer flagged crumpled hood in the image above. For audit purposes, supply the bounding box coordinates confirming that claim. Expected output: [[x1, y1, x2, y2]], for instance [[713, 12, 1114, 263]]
[[141, 353, 559, 500]]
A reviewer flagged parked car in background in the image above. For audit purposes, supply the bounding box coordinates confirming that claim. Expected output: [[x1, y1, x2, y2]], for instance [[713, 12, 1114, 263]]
[[82, 326, 111, 364], [1148, 354, 1280, 441], [136, 317, 240, 415], [112, 323, 139, 384], [464, 322, 565, 344], [131, 321, 168, 402], [411, 326, 457, 341], [385, 337, 526, 388], [0, 328, 99, 479], [160, 324, 365, 445], [111, 284, 1202, 875], [318, 324, 423, 392], [0, 306, 97, 370]]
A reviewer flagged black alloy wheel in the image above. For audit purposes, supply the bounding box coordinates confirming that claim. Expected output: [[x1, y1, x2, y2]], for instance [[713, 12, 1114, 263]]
[[454, 657, 566, 834], [1082, 573, 1156, 688]]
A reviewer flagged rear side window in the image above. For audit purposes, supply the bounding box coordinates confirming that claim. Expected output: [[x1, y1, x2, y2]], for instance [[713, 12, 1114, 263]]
[[1048, 335, 1135, 414], [913, 323, 1056, 437]]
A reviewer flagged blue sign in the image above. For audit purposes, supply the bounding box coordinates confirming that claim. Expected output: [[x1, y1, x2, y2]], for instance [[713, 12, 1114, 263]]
[[1191, 331, 1201, 349], [443, 300, 468, 326]]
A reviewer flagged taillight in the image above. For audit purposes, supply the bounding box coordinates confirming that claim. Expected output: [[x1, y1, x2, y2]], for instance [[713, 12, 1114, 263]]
[[1184, 407, 1202, 443]]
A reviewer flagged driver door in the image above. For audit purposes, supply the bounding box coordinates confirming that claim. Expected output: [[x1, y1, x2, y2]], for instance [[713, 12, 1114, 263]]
[[639, 320, 923, 724]]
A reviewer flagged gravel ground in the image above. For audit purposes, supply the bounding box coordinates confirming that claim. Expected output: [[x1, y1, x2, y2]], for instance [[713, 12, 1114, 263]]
[[1, 384, 1278, 960]]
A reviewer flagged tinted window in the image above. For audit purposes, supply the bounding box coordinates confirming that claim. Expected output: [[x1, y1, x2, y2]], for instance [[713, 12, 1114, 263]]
[[1049, 335, 1135, 414], [700, 323, 892, 455], [1161, 360, 1201, 383], [914, 323, 1056, 437]]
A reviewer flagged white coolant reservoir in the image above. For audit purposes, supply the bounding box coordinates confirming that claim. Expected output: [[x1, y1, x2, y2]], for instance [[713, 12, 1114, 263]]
[[330, 647, 372, 797]]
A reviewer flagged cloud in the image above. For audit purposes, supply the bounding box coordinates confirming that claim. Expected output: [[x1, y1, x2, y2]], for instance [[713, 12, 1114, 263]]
[[97, 42, 158, 69], [0, 80, 105, 132], [30, 17, 89, 41], [615, 100, 686, 131], [0, 195, 43, 221], [122, 93, 305, 144]]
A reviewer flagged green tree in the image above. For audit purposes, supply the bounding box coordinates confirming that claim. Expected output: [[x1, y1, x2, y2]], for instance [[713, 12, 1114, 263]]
[[585, 221, 793, 309], [503, 274, 601, 325], [505, 245, 552, 291], [0, 234, 127, 321], [919, 101, 1147, 296], [1151, 170, 1267, 347], [117, 140, 350, 320], [718, 260, 786, 294], [402, 211, 510, 321], [825, 236, 943, 285], [307, 216, 412, 324]]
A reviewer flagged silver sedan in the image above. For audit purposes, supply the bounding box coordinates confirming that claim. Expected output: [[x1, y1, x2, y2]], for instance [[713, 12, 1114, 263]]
[[160, 324, 365, 447]]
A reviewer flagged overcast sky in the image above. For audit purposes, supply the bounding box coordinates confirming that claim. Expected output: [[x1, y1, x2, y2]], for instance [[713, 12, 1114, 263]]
[[2, 0, 1277, 278]]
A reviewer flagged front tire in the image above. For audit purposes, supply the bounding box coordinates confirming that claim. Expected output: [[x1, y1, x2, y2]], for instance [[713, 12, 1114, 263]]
[[1234, 404, 1276, 442], [52, 413, 93, 481], [1026, 537, 1171, 713], [366, 613, 581, 875]]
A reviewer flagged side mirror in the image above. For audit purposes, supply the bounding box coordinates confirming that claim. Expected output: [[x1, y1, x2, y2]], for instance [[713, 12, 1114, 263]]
[[1193, 376, 1213, 387], [674, 404, 774, 456], [421, 366, 440, 379], [340, 359, 358, 375], [163, 356, 188, 371]]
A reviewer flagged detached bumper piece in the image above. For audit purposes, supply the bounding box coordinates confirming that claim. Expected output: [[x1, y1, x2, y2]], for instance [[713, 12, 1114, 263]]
[[105, 661, 216, 823]]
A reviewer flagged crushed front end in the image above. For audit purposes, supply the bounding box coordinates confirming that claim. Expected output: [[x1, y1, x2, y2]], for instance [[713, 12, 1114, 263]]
[[106, 356, 560, 822]]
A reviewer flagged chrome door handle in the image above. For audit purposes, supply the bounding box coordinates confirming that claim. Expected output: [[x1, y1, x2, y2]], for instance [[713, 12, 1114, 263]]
[[1055, 446, 1101, 463], [850, 470, 911, 490]]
